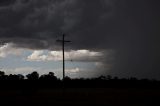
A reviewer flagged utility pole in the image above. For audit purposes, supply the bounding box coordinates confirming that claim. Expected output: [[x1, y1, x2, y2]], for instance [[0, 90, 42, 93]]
[[57, 34, 71, 80]]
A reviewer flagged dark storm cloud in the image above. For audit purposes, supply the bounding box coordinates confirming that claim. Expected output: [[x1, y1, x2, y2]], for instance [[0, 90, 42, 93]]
[[0, 0, 160, 79], [0, 0, 115, 49], [0, 0, 16, 6]]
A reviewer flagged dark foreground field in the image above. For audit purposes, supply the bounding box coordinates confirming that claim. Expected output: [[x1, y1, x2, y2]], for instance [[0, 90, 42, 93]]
[[0, 87, 160, 106], [0, 72, 159, 106]]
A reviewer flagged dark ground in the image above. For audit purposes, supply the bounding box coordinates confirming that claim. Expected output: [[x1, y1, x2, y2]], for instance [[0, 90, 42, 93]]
[[0, 72, 159, 106], [0, 87, 160, 106]]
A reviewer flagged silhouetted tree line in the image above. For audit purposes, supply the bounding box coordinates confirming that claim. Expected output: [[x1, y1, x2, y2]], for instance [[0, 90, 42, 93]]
[[0, 71, 160, 89], [0, 71, 59, 81]]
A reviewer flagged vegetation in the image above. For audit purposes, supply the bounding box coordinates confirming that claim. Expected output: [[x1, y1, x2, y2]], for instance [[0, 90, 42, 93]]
[[0, 71, 159, 89], [0, 71, 159, 105]]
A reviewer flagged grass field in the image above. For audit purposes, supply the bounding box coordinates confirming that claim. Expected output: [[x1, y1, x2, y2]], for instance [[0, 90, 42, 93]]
[[0, 88, 159, 106]]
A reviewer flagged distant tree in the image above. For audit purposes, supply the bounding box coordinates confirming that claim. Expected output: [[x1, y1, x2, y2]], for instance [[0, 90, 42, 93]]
[[106, 75, 112, 80], [0, 71, 5, 80], [8, 74, 17, 80], [141, 78, 149, 82], [64, 76, 71, 81], [48, 72, 57, 80], [26, 71, 39, 80], [17, 74, 24, 80], [113, 76, 119, 80], [48, 72, 54, 76], [130, 77, 138, 81], [0, 71, 5, 76], [97, 75, 106, 80], [39, 72, 57, 81]]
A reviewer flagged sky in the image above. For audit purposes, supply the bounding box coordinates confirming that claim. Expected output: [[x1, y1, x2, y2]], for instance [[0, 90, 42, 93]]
[[0, 0, 160, 79]]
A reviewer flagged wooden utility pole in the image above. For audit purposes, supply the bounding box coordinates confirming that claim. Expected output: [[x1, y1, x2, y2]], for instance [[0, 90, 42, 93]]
[[57, 34, 71, 80]]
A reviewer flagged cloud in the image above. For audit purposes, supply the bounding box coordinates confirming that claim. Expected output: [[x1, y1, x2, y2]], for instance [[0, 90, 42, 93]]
[[27, 50, 47, 61], [13, 67, 38, 74], [0, 43, 23, 58], [66, 67, 80, 73], [27, 49, 105, 62], [0, 0, 115, 50], [95, 62, 104, 68]]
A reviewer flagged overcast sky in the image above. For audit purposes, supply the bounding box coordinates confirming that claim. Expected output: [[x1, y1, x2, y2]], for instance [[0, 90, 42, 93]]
[[0, 0, 160, 79]]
